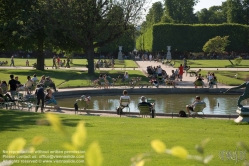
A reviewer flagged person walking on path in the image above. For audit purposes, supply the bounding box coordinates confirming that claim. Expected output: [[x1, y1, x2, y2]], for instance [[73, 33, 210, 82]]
[[178, 64, 184, 81], [10, 56, 14, 67]]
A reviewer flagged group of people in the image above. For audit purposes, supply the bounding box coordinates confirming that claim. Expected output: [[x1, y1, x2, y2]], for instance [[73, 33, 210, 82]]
[[0, 74, 60, 113], [93, 73, 114, 89], [95, 58, 115, 70], [147, 65, 178, 88], [194, 71, 218, 88], [52, 55, 70, 69], [118, 90, 155, 118]]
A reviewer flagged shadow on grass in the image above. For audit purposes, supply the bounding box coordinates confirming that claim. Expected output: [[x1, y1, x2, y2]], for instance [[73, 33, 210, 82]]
[[61, 117, 94, 127], [0, 109, 41, 132]]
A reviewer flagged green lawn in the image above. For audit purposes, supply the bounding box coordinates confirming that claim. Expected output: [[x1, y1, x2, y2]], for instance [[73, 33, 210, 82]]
[[197, 70, 249, 86], [0, 69, 149, 88], [174, 59, 249, 68], [0, 58, 138, 68], [0, 110, 248, 166]]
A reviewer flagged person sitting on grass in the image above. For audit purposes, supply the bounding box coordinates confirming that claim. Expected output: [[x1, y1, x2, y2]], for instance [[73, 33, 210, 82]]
[[45, 88, 60, 111]]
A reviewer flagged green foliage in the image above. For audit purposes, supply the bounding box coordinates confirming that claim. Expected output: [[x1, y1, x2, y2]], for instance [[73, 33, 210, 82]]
[[164, 0, 198, 24], [1, 112, 102, 166], [136, 23, 249, 52], [135, 27, 153, 51], [196, 6, 227, 24], [1, 110, 249, 165], [132, 138, 214, 165], [202, 36, 230, 54], [234, 56, 243, 65]]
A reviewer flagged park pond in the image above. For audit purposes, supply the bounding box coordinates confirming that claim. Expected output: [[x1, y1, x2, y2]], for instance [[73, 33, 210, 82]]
[[57, 94, 248, 115]]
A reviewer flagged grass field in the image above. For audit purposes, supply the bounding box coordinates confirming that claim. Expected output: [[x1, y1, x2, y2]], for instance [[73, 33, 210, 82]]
[[0, 69, 150, 88], [174, 59, 249, 68], [0, 58, 138, 68], [0, 110, 248, 166], [1, 59, 249, 87], [198, 71, 249, 86], [1, 58, 249, 68]]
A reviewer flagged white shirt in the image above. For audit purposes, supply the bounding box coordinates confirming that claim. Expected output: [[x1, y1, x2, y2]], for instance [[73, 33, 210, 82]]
[[31, 77, 38, 82], [208, 75, 213, 82], [124, 74, 129, 79], [157, 67, 162, 74], [120, 95, 130, 106]]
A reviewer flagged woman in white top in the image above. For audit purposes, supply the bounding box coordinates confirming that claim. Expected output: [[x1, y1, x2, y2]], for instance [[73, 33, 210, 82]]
[[120, 90, 130, 107], [25, 76, 34, 94]]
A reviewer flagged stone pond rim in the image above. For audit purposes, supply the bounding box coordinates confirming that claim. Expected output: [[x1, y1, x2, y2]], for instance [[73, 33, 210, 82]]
[[54, 88, 244, 98]]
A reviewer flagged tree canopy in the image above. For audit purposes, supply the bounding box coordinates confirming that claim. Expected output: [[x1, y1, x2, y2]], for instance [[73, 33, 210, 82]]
[[0, 0, 145, 73], [202, 36, 230, 54]]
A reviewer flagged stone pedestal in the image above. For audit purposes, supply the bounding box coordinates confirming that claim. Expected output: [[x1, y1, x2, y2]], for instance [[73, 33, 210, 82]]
[[118, 46, 123, 60], [234, 106, 249, 123], [166, 46, 172, 60], [118, 52, 123, 60]]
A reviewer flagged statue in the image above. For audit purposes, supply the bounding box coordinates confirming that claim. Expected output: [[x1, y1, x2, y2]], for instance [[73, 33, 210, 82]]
[[224, 81, 249, 108]]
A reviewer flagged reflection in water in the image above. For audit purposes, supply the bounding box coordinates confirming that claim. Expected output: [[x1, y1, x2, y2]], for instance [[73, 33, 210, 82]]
[[57, 94, 249, 115]]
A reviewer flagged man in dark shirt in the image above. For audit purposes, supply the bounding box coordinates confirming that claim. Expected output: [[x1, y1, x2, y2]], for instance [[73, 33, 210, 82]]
[[138, 96, 155, 118], [8, 74, 17, 97], [35, 84, 45, 113]]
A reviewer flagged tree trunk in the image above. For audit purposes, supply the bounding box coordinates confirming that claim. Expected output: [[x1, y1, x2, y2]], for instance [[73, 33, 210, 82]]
[[36, 38, 45, 70], [86, 45, 95, 74]]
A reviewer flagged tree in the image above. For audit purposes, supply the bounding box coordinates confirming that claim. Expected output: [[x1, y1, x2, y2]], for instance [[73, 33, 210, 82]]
[[0, 0, 51, 70], [141, 1, 164, 32], [196, 6, 227, 24], [227, 0, 244, 24], [202, 36, 230, 54], [164, 0, 198, 23], [45, 0, 145, 74]]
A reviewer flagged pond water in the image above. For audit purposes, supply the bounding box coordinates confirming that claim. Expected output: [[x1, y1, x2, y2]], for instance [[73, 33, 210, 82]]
[[57, 94, 249, 115]]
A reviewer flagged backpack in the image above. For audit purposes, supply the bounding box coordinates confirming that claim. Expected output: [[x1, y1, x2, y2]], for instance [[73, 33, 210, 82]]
[[179, 110, 187, 117]]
